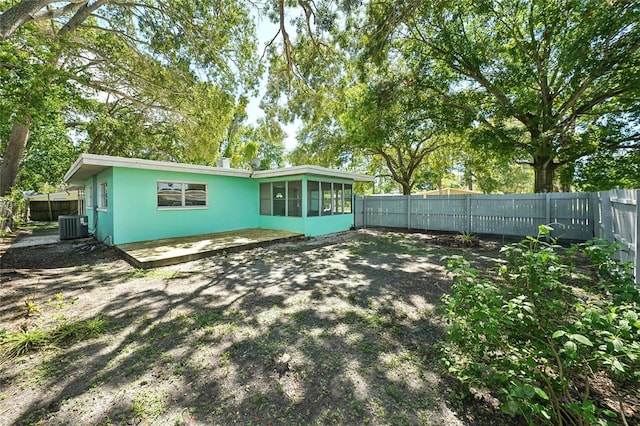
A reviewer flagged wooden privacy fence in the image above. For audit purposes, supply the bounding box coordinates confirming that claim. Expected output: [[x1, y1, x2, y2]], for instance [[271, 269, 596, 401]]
[[354, 190, 640, 283], [28, 200, 78, 221], [595, 190, 640, 278], [355, 192, 595, 240]]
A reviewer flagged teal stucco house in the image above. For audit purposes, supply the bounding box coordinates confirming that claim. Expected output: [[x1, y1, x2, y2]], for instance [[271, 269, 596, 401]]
[[63, 154, 373, 245]]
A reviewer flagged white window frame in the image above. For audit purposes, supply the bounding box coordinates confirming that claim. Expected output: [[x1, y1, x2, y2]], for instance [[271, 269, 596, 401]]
[[343, 183, 353, 213], [308, 180, 352, 216], [157, 181, 208, 209], [97, 182, 108, 211], [259, 181, 302, 217]]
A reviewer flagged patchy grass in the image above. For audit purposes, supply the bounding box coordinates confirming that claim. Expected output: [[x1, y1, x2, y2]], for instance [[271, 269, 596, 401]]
[[0, 229, 514, 425], [347, 233, 440, 257], [20, 222, 59, 234], [1, 317, 111, 358]]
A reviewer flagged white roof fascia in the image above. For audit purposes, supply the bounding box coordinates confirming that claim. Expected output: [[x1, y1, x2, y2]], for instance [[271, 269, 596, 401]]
[[64, 154, 251, 184], [63, 154, 87, 183], [253, 165, 374, 182], [64, 154, 374, 184]]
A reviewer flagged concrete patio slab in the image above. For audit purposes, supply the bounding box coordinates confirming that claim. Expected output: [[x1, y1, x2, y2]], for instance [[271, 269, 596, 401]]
[[10, 234, 60, 248], [116, 228, 305, 269]]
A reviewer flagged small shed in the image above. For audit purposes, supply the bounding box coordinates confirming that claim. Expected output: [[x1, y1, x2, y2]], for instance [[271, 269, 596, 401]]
[[63, 154, 374, 245], [27, 191, 80, 221]]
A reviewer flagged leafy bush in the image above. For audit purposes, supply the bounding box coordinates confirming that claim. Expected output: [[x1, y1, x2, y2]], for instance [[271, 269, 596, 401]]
[[0, 189, 28, 231], [441, 225, 640, 426]]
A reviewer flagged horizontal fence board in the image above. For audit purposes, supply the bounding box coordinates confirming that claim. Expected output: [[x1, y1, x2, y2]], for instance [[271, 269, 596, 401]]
[[471, 216, 541, 237]]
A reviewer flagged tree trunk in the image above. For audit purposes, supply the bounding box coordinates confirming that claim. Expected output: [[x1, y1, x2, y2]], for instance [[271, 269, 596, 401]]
[[0, 0, 53, 40], [0, 123, 31, 196], [532, 156, 558, 193], [0, 1, 94, 40], [401, 183, 411, 195]]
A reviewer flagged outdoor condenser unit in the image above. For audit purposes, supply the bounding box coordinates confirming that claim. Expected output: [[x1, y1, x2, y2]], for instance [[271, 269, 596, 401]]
[[59, 215, 89, 240]]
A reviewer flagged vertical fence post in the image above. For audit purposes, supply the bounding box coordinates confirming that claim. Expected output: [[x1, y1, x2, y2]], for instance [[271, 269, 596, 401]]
[[362, 195, 366, 228], [588, 192, 597, 239], [600, 191, 613, 242], [635, 190, 640, 284], [407, 195, 411, 230], [545, 193, 551, 241], [424, 196, 429, 232], [465, 195, 471, 233]]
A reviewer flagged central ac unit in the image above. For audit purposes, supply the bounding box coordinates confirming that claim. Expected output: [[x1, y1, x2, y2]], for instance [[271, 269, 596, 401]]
[[59, 215, 89, 240]]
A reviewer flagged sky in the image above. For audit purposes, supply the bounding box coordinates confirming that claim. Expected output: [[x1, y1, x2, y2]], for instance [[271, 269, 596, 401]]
[[245, 11, 301, 152]]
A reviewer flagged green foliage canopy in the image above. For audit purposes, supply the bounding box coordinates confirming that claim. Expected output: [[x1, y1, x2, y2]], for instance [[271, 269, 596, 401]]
[[0, 0, 269, 192], [0, 24, 81, 191], [360, 0, 640, 192]]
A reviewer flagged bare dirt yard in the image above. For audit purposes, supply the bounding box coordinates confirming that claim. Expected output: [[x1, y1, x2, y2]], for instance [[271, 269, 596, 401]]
[[1, 227, 508, 425]]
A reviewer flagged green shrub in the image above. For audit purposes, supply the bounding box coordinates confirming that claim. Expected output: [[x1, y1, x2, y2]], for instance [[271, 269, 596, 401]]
[[441, 225, 640, 426], [0, 189, 28, 230]]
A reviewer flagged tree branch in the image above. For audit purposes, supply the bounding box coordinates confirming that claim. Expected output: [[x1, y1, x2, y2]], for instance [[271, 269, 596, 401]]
[[32, 1, 86, 21], [58, 0, 109, 37], [75, 77, 173, 111]]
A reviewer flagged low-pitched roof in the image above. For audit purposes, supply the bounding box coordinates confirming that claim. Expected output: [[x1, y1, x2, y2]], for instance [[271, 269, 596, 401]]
[[64, 154, 374, 186], [254, 165, 374, 182], [26, 191, 79, 202]]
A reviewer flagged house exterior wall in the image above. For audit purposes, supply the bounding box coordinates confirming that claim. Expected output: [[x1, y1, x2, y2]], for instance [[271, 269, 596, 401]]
[[108, 167, 259, 245], [85, 168, 114, 244], [81, 167, 358, 245], [256, 214, 354, 236], [303, 215, 354, 236]]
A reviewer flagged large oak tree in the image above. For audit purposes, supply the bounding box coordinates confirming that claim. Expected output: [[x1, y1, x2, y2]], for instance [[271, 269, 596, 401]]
[[339, 67, 470, 194], [363, 0, 640, 192], [263, 2, 472, 194], [0, 0, 258, 195]]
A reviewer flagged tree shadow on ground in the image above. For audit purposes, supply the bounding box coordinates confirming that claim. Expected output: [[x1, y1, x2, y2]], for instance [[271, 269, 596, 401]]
[[1, 230, 506, 425]]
